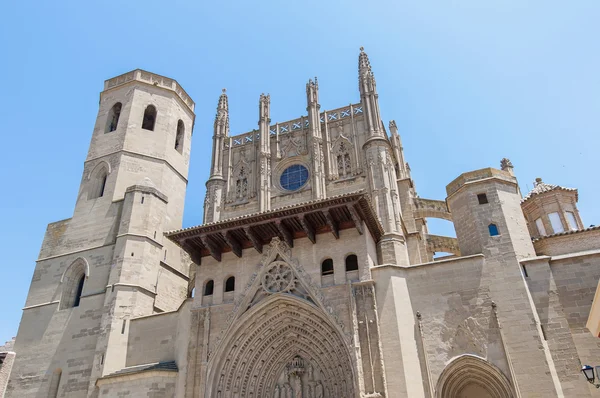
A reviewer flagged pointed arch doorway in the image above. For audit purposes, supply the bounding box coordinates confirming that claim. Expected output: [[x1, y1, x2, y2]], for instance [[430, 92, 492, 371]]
[[206, 294, 356, 398]]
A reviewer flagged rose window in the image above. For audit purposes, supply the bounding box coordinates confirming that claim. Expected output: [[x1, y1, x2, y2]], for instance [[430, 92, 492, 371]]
[[262, 261, 295, 293]]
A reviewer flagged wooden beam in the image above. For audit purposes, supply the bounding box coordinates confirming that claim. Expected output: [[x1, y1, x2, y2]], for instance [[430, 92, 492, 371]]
[[276, 220, 294, 248], [323, 210, 339, 239], [182, 239, 202, 265], [243, 226, 263, 254], [200, 235, 221, 262], [299, 215, 316, 244], [223, 231, 242, 258], [346, 204, 364, 235]]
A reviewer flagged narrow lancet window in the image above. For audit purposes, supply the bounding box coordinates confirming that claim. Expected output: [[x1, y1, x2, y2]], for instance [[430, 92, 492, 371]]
[[204, 280, 214, 296], [142, 105, 157, 131], [345, 254, 358, 272], [105, 102, 122, 133], [225, 276, 235, 292], [175, 120, 184, 153], [73, 275, 85, 307], [321, 259, 334, 276]]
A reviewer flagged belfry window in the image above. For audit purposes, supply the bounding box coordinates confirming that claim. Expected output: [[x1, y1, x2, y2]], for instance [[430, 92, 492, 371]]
[[345, 254, 358, 272], [225, 276, 235, 292], [175, 120, 184, 153], [73, 275, 85, 307], [60, 259, 87, 310], [142, 105, 157, 131], [548, 212, 564, 233], [488, 224, 500, 236], [477, 193, 488, 205], [105, 102, 122, 133], [336, 141, 352, 178], [89, 167, 108, 199], [204, 280, 214, 296], [321, 259, 334, 276]]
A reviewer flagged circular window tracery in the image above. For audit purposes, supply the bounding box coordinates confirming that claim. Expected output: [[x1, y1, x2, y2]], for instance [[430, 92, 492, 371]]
[[280, 164, 309, 191], [262, 261, 295, 293]]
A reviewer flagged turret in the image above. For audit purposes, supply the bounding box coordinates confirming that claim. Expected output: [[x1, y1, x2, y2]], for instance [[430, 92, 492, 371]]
[[446, 167, 535, 259], [521, 177, 582, 238], [204, 89, 229, 223]]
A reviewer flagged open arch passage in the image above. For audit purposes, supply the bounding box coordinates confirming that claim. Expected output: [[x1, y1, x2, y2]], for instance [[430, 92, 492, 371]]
[[207, 295, 355, 398], [436, 355, 514, 398]]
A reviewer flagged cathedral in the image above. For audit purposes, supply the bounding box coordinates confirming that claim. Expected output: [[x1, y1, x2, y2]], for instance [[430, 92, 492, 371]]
[[4, 49, 600, 398]]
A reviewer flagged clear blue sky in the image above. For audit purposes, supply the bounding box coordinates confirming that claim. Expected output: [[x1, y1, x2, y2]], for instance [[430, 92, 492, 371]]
[[0, 1, 598, 343]]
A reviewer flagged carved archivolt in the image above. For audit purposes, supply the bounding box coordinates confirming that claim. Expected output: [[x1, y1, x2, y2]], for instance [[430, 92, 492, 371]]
[[436, 354, 514, 398], [206, 295, 355, 398], [205, 238, 356, 398]]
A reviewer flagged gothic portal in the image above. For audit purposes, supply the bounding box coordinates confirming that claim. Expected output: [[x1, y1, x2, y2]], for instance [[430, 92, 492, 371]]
[[6, 49, 600, 398]]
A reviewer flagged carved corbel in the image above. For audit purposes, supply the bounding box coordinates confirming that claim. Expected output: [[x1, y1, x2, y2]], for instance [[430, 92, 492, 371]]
[[223, 230, 242, 258], [346, 204, 364, 235], [200, 234, 221, 262], [323, 209, 339, 239], [299, 214, 316, 244], [275, 220, 294, 248], [243, 226, 263, 254]]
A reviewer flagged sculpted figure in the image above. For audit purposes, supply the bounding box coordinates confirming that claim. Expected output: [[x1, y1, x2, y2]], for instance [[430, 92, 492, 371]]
[[284, 383, 292, 398], [315, 381, 324, 398], [293, 375, 303, 398], [308, 364, 314, 381], [273, 384, 280, 398]]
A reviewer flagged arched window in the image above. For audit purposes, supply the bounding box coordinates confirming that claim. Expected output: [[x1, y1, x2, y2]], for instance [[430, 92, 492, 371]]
[[105, 102, 122, 133], [336, 141, 352, 178], [488, 224, 500, 236], [73, 275, 85, 307], [142, 105, 157, 131], [235, 167, 248, 200], [204, 280, 214, 296], [321, 259, 334, 276], [225, 276, 235, 292], [345, 254, 358, 272], [60, 258, 88, 310], [175, 120, 184, 153], [89, 168, 108, 199]]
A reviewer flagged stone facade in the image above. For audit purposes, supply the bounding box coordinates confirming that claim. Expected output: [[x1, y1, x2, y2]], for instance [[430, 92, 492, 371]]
[[6, 50, 600, 397]]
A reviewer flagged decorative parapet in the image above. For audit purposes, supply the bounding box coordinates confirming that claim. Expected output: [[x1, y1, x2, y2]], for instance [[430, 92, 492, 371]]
[[413, 198, 452, 221], [226, 103, 363, 148], [103, 69, 195, 112], [426, 234, 460, 256]]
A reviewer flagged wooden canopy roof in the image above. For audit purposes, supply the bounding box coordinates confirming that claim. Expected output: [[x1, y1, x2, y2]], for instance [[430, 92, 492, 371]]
[[165, 191, 383, 264]]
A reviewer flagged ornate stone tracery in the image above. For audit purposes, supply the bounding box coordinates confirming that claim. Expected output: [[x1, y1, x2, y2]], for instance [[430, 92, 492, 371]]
[[205, 238, 356, 398]]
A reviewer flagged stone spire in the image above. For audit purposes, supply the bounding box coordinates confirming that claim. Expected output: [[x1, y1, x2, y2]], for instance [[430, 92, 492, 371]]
[[205, 89, 229, 223], [258, 93, 271, 212], [210, 89, 229, 178], [358, 47, 383, 137], [389, 120, 409, 179], [306, 77, 326, 200]]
